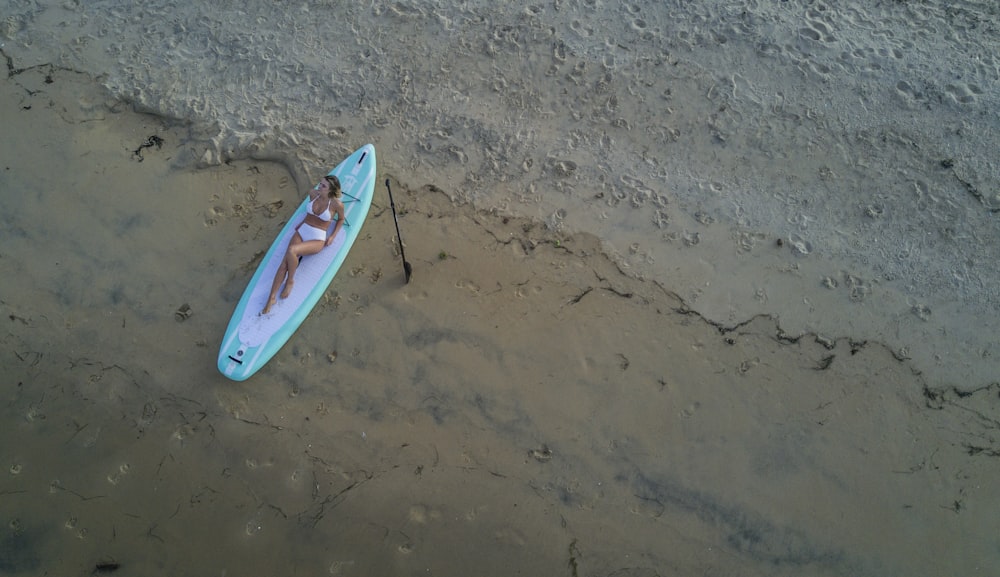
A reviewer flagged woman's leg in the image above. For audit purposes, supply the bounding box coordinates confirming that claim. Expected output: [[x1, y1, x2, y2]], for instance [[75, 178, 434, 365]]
[[279, 237, 325, 299], [262, 258, 289, 314]]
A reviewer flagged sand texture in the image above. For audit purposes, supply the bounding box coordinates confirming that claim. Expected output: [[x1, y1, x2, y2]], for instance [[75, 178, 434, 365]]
[[2, 64, 1000, 575], [2, 0, 998, 387]]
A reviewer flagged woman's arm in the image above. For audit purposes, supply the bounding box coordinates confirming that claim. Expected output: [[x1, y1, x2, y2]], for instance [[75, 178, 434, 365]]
[[325, 202, 346, 246]]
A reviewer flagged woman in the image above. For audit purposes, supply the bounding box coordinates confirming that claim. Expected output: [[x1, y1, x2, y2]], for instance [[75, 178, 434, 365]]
[[261, 175, 344, 314]]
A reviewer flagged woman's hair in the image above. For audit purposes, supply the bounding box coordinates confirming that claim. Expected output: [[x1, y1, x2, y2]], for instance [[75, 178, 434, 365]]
[[324, 175, 342, 198]]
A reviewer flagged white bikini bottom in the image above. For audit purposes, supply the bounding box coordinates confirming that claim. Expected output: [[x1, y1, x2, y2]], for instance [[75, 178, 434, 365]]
[[298, 223, 327, 242]]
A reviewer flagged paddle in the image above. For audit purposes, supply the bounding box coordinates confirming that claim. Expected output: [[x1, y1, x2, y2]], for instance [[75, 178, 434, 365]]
[[385, 178, 412, 283]]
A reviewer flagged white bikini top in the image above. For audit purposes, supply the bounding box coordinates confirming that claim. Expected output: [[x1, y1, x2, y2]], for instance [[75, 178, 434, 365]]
[[307, 195, 333, 222]]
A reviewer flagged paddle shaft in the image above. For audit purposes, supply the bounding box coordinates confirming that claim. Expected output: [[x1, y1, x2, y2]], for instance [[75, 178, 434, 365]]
[[385, 179, 412, 283]]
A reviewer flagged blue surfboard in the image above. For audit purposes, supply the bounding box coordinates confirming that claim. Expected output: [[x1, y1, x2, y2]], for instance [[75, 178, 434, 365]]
[[218, 144, 376, 380]]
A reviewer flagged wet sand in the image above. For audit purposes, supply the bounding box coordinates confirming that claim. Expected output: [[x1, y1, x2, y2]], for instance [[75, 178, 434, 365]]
[[3, 65, 1000, 576], [4, 1, 999, 389]]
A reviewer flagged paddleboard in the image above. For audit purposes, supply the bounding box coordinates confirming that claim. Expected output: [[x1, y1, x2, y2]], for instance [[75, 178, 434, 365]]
[[218, 144, 376, 380]]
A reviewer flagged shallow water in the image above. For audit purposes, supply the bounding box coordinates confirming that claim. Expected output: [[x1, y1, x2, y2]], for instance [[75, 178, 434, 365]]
[[3, 74, 1000, 573], [3, 2, 1000, 576]]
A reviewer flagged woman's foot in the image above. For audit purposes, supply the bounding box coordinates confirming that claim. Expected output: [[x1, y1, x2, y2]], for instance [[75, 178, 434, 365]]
[[280, 279, 295, 299], [261, 297, 277, 315]]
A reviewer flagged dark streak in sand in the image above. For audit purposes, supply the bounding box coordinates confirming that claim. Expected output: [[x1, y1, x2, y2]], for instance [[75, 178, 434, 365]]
[[0, 526, 42, 574], [622, 467, 855, 572]]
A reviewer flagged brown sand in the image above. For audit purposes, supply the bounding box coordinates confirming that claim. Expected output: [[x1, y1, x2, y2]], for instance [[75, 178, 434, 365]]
[[2, 67, 1000, 575]]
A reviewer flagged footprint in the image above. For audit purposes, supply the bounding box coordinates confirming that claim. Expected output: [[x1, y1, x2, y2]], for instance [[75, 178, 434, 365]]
[[172, 423, 196, 442], [388, 2, 425, 18], [569, 19, 593, 37], [787, 233, 812, 255], [552, 41, 567, 64], [494, 528, 527, 546], [245, 518, 262, 536], [629, 495, 665, 518], [328, 561, 355, 575], [809, 61, 832, 76], [174, 303, 192, 322], [138, 402, 157, 431], [107, 463, 131, 485], [529, 445, 553, 462], [25, 406, 45, 422], [799, 27, 822, 42], [945, 83, 977, 104], [446, 145, 467, 164], [408, 505, 429, 524], [204, 207, 222, 227], [844, 274, 871, 302], [545, 158, 577, 177], [895, 80, 920, 101]]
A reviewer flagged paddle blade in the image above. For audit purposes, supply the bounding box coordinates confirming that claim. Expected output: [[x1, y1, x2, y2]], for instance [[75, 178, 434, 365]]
[[404, 261, 413, 283]]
